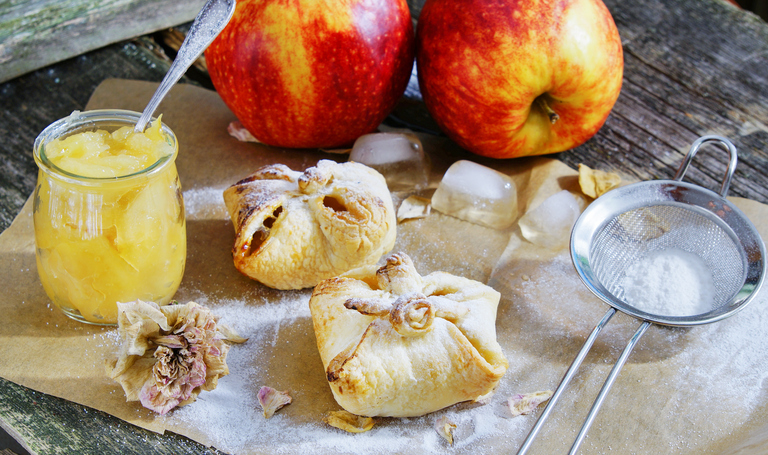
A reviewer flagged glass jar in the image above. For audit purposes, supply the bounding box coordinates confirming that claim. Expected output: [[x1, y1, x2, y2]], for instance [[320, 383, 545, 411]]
[[32, 110, 186, 325]]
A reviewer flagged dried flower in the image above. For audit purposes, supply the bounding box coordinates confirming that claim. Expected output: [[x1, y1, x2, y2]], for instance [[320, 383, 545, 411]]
[[324, 410, 375, 433], [508, 390, 554, 417], [434, 416, 457, 445], [106, 300, 246, 415], [258, 386, 292, 418]]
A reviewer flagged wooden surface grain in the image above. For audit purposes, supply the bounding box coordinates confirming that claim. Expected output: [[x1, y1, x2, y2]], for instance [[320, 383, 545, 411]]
[[1, 0, 767, 453], [0, 378, 225, 455], [0, 0, 205, 83], [562, 0, 768, 201]]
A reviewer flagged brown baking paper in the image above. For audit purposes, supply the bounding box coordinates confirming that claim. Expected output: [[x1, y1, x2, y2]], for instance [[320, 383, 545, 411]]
[[1, 79, 768, 454]]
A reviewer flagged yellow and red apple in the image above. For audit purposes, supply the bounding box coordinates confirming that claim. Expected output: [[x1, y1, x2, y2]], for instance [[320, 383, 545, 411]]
[[206, 0, 415, 149], [416, 0, 624, 159]]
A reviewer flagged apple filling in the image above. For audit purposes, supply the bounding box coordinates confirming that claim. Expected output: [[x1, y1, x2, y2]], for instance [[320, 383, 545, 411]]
[[247, 206, 283, 255], [323, 196, 347, 213]]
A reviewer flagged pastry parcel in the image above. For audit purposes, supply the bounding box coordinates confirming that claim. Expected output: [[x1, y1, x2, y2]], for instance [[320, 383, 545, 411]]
[[223, 160, 396, 289], [309, 253, 509, 417]]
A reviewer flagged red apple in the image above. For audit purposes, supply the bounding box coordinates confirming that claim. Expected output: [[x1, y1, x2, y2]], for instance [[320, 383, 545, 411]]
[[205, 0, 415, 149], [416, 0, 623, 159]]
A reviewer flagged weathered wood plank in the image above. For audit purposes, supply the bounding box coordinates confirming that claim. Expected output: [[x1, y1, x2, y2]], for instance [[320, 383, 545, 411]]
[[0, 378, 225, 455], [0, 0, 205, 82]]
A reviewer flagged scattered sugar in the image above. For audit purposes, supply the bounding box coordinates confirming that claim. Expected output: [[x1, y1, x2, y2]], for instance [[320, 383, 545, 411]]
[[198, 294, 311, 347], [499, 249, 768, 453], [183, 187, 230, 220], [99, 244, 767, 454], [144, 291, 536, 454]]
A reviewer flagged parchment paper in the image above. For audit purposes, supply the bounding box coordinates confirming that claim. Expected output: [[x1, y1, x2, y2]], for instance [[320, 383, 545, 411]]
[[1, 79, 767, 454]]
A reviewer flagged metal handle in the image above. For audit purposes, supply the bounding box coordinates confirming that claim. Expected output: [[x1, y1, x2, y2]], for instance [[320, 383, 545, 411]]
[[517, 308, 616, 455], [568, 321, 651, 454], [674, 135, 738, 198], [517, 312, 652, 454], [134, 0, 236, 132]]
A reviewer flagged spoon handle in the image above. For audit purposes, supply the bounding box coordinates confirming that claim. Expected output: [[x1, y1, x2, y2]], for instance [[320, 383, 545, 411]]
[[134, 0, 236, 132]]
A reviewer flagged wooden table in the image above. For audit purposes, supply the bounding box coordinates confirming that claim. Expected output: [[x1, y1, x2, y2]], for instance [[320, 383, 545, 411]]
[[1, 0, 767, 453]]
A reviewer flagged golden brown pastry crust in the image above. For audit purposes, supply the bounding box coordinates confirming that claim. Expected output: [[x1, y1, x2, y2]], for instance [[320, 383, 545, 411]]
[[309, 253, 509, 417], [223, 160, 396, 290]]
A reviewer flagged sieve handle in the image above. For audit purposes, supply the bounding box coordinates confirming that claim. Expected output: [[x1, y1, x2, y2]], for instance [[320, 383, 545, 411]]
[[674, 135, 738, 198], [517, 308, 617, 455], [568, 320, 652, 454]]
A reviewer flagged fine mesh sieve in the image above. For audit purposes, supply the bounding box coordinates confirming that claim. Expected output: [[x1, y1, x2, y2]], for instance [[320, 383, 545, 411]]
[[517, 136, 766, 455]]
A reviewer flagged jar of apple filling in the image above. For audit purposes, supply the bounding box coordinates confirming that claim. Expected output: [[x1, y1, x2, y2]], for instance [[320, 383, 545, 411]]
[[32, 110, 186, 325]]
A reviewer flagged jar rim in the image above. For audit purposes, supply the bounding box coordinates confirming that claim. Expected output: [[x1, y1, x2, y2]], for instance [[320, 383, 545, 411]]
[[33, 109, 179, 185]]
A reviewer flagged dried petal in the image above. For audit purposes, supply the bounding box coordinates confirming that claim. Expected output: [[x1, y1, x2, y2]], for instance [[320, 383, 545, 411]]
[[578, 163, 621, 198], [217, 323, 249, 344], [153, 334, 187, 349], [434, 416, 457, 445], [228, 121, 260, 142], [473, 390, 495, 406], [257, 386, 292, 418], [324, 410, 375, 433], [617, 207, 671, 241], [397, 195, 431, 222], [508, 390, 554, 417], [116, 300, 172, 357], [106, 300, 247, 415], [140, 382, 180, 415]]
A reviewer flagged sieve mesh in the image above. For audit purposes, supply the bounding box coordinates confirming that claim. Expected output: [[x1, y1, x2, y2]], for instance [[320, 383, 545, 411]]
[[589, 203, 745, 313]]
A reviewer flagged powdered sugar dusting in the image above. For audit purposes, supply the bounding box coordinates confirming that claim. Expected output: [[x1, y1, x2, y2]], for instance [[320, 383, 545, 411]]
[[490, 242, 768, 454], [132, 240, 768, 455], [127, 290, 536, 454], [93, 219, 768, 454], [183, 187, 229, 220]]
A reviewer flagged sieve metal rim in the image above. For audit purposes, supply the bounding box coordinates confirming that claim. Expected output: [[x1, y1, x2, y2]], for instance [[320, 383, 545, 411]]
[[570, 178, 766, 326]]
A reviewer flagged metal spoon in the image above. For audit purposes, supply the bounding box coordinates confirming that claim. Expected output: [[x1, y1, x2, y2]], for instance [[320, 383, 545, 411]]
[[134, 0, 236, 132]]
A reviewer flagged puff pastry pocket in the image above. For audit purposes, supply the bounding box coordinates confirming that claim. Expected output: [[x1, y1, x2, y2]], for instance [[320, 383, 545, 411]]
[[223, 160, 397, 290], [309, 253, 509, 417]]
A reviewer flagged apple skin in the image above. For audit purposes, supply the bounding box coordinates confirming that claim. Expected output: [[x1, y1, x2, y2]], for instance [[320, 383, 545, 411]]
[[416, 0, 623, 159], [206, 0, 415, 149]]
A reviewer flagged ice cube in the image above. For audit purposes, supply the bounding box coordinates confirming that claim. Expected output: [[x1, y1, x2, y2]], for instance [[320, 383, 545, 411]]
[[431, 160, 518, 229], [518, 190, 581, 250], [349, 132, 429, 191]]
